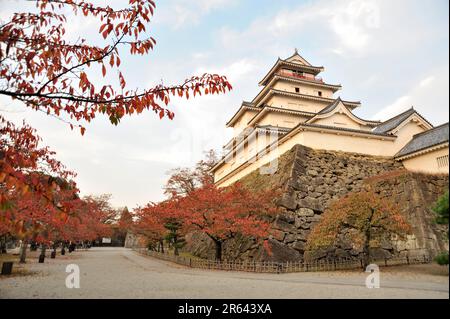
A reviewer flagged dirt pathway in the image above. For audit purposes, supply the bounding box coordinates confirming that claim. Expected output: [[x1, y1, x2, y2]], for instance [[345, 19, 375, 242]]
[[1, 247, 448, 298]]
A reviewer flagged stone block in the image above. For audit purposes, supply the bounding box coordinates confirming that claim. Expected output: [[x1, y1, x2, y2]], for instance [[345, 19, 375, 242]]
[[269, 229, 285, 242], [266, 239, 302, 262], [284, 234, 296, 244], [297, 207, 314, 217], [307, 169, 319, 177], [277, 194, 298, 210], [292, 241, 306, 252]]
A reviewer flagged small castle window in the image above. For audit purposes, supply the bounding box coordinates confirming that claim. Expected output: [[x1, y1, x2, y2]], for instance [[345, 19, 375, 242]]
[[318, 91, 322, 97], [437, 155, 449, 168], [295, 87, 300, 93]]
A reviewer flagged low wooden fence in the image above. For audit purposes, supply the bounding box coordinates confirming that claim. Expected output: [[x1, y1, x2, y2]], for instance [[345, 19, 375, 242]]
[[134, 248, 431, 274]]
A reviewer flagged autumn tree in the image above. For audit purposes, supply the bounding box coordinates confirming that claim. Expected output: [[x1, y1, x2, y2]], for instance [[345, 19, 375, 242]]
[[1, 1, 231, 231], [0, 0, 232, 131], [307, 190, 411, 269], [134, 150, 219, 253], [112, 206, 133, 245], [71, 195, 114, 241], [118, 207, 133, 228], [173, 182, 279, 261], [1, 170, 79, 262], [134, 202, 169, 252], [1, 119, 76, 217], [163, 149, 218, 197]]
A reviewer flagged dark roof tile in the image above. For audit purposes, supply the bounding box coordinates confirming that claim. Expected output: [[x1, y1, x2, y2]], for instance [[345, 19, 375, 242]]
[[372, 108, 432, 133], [395, 123, 449, 158]]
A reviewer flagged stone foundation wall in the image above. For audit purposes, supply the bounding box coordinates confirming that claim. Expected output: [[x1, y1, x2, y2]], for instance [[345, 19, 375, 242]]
[[124, 232, 148, 249], [184, 145, 448, 262]]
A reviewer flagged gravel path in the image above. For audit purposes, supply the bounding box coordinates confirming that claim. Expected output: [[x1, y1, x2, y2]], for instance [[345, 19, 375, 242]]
[[1, 247, 448, 299]]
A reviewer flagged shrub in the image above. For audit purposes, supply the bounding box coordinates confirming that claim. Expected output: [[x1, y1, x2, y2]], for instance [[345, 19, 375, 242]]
[[434, 252, 449, 265]]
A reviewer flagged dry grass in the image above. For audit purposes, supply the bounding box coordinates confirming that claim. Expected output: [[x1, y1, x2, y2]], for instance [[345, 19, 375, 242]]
[[0, 253, 19, 263], [165, 248, 206, 261], [379, 263, 449, 277], [0, 253, 40, 278]]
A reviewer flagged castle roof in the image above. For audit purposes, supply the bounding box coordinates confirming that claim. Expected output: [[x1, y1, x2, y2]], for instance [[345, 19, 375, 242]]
[[395, 123, 449, 158], [372, 107, 433, 133], [259, 50, 325, 86], [310, 97, 380, 126], [295, 122, 395, 138], [247, 105, 315, 126], [271, 73, 341, 92], [317, 97, 342, 114], [253, 88, 361, 109], [225, 101, 259, 127]]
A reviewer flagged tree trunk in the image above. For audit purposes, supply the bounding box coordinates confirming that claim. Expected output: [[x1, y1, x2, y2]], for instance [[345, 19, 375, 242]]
[[19, 239, 28, 263], [173, 234, 179, 256], [213, 239, 222, 261], [362, 208, 375, 270], [362, 236, 370, 270], [159, 240, 164, 254], [0, 235, 6, 254], [39, 244, 46, 263]]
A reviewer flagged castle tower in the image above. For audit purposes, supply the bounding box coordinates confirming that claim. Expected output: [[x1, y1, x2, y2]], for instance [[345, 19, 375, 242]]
[[212, 50, 440, 187]]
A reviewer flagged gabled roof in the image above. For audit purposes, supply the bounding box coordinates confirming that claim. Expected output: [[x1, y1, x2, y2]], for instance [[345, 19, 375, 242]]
[[317, 97, 342, 114], [259, 51, 325, 86], [212, 125, 290, 171], [225, 101, 259, 127], [395, 123, 449, 158], [372, 107, 433, 133], [306, 97, 382, 127], [284, 49, 312, 65]]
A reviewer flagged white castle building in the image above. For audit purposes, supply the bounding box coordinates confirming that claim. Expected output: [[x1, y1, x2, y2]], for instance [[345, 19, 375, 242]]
[[211, 50, 449, 187]]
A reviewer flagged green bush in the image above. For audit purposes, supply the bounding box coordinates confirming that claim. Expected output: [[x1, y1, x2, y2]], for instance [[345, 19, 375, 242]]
[[434, 252, 449, 265]]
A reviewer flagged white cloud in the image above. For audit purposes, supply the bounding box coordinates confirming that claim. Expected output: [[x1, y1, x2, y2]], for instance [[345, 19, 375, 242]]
[[196, 59, 259, 84], [155, 0, 237, 29], [371, 67, 449, 124], [419, 76, 435, 88], [329, 0, 380, 53], [218, 0, 381, 57], [372, 95, 412, 121]]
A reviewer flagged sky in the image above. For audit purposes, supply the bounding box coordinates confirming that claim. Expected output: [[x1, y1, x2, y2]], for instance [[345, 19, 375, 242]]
[[0, 0, 449, 209]]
